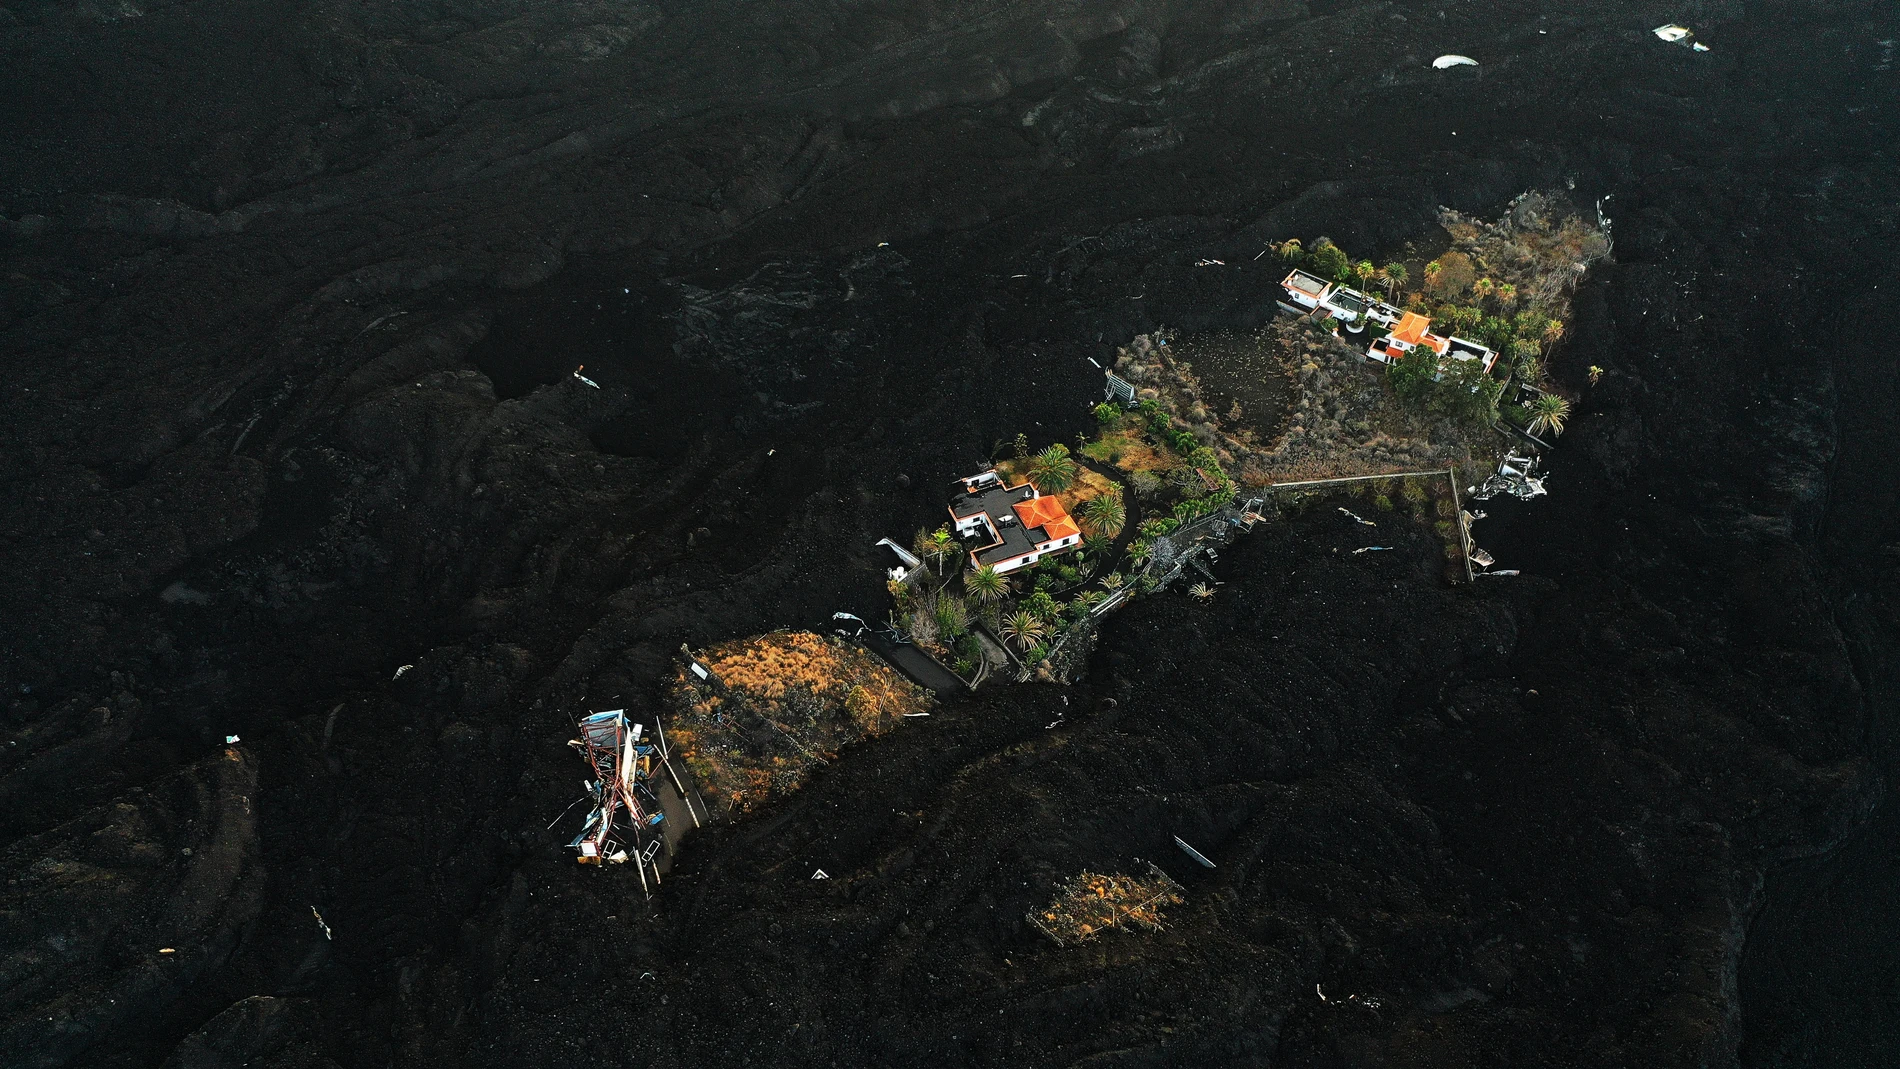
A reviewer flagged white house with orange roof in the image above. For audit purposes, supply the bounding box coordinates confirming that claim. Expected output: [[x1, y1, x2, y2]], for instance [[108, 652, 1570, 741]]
[[947, 470, 1083, 575], [1366, 311, 1499, 375]]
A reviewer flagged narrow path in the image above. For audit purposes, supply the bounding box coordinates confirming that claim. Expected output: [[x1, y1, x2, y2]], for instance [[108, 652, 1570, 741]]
[[860, 632, 966, 697]]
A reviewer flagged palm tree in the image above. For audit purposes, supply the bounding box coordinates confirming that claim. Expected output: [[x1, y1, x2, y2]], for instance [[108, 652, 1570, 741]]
[[1101, 572, 1125, 591], [1078, 493, 1126, 538], [1542, 318, 1566, 345], [1494, 282, 1517, 307], [1472, 277, 1496, 301], [1189, 582, 1215, 600], [1353, 260, 1377, 290], [1029, 444, 1079, 492], [1423, 260, 1443, 286], [1276, 238, 1302, 260], [913, 526, 955, 574], [965, 564, 1006, 604], [1588, 365, 1604, 385], [1524, 393, 1571, 437], [1381, 262, 1408, 297], [1000, 609, 1048, 652]]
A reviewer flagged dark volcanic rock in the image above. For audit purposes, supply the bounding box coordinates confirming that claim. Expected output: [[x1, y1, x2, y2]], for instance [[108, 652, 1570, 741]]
[[2, 0, 1897, 1067]]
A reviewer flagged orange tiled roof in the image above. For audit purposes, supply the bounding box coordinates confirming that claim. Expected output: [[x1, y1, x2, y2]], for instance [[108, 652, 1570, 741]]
[[1041, 516, 1081, 542], [1014, 495, 1070, 531], [1392, 311, 1432, 346]]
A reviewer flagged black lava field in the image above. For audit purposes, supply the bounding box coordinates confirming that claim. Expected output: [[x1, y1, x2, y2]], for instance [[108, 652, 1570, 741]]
[[2, 2, 1897, 1067]]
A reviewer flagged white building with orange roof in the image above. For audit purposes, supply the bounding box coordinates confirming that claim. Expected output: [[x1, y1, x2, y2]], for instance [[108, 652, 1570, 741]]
[[1367, 311, 1499, 376], [947, 470, 1083, 575]]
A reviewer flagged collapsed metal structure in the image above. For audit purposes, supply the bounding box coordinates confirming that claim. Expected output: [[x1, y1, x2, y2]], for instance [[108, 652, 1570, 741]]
[[567, 709, 688, 897]]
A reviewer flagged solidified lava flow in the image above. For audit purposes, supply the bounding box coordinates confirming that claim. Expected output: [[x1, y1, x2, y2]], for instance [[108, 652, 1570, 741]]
[[2, 2, 1897, 1067]]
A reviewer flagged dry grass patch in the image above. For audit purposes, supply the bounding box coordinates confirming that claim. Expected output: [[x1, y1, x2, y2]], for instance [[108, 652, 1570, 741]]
[[1029, 864, 1186, 946], [668, 631, 930, 817]]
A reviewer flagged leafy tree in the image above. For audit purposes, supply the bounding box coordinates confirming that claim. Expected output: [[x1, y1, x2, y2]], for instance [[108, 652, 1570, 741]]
[[966, 564, 1007, 603], [1000, 610, 1048, 652], [1025, 590, 1061, 622], [1509, 337, 1542, 371], [1307, 240, 1349, 281], [1029, 444, 1079, 492], [1078, 493, 1126, 537], [1387, 347, 1438, 404], [1525, 392, 1571, 436], [1479, 316, 1513, 351], [1429, 359, 1503, 425]]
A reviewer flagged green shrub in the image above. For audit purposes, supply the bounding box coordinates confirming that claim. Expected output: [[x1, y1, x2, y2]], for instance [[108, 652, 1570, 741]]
[[1434, 519, 1454, 537], [1093, 402, 1122, 426], [1057, 565, 1080, 584], [1388, 347, 1437, 404], [1307, 240, 1349, 280], [1374, 494, 1394, 512], [1026, 591, 1061, 622]]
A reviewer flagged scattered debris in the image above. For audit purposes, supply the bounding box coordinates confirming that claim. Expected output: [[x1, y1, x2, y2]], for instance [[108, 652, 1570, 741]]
[[1476, 569, 1521, 578], [1337, 507, 1376, 526], [311, 907, 332, 940], [1652, 24, 1708, 50], [1189, 582, 1216, 599], [1195, 258, 1226, 267], [572, 365, 601, 389], [812, 869, 829, 880], [567, 709, 670, 897], [901, 712, 931, 717], [1351, 546, 1393, 554], [224, 734, 240, 744], [1029, 864, 1185, 946], [159, 948, 176, 955], [874, 538, 922, 582], [1317, 983, 1328, 1002], [391, 664, 414, 681], [1432, 54, 1479, 68], [1173, 835, 1217, 868], [1470, 547, 1496, 568], [1469, 453, 1548, 500]]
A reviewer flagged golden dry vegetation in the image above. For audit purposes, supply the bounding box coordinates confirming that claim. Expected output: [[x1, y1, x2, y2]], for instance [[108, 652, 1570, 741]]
[[1028, 865, 1186, 946], [667, 631, 930, 817]]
